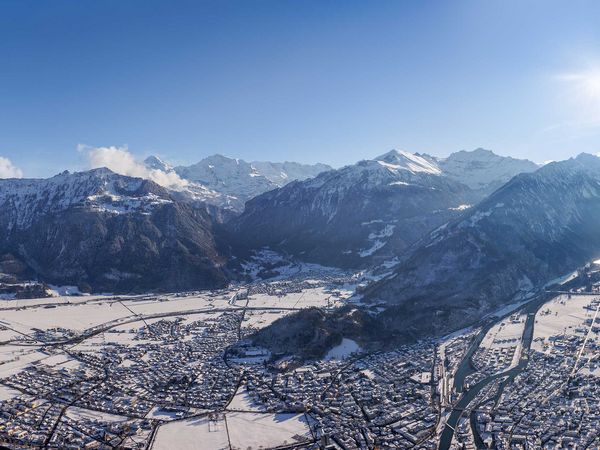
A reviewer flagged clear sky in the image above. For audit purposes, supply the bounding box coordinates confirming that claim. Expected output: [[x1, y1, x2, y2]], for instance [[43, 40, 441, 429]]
[[2, 0, 600, 177]]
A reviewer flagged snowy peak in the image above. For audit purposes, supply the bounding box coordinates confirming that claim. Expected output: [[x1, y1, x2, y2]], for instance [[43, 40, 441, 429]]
[[371, 148, 538, 192], [144, 155, 173, 172], [375, 150, 441, 175], [140, 153, 332, 212], [174, 154, 275, 202], [173, 154, 331, 206], [437, 148, 538, 191]]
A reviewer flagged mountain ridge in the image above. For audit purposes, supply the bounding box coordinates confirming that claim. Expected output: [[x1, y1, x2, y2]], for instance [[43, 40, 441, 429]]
[[228, 148, 537, 267], [0, 168, 230, 293], [364, 152, 600, 339]]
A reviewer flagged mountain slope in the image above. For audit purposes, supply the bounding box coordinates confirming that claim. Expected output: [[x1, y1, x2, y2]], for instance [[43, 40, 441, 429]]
[[228, 150, 477, 267], [250, 160, 332, 186], [228, 149, 536, 267], [365, 153, 600, 338], [0, 169, 229, 292]]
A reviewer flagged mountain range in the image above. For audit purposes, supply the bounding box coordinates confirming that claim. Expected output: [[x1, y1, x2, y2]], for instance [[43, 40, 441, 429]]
[[144, 154, 331, 212], [7, 146, 599, 348], [229, 148, 538, 267], [364, 152, 600, 339]]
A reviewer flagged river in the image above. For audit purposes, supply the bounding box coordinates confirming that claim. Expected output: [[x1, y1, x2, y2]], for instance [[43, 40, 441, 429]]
[[438, 292, 552, 450]]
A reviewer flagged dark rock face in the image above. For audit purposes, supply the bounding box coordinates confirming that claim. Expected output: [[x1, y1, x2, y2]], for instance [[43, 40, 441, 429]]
[[365, 153, 600, 338], [0, 169, 229, 293]]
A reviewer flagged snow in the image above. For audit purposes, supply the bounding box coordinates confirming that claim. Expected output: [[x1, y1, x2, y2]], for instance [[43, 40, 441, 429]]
[[368, 224, 395, 240], [481, 315, 526, 347], [153, 412, 312, 450], [241, 249, 345, 281], [532, 294, 600, 353], [0, 346, 47, 377], [171, 154, 330, 209], [0, 168, 174, 230], [359, 240, 386, 257], [375, 150, 442, 175], [227, 412, 312, 449], [0, 384, 21, 401], [227, 384, 267, 412], [66, 406, 130, 423], [153, 416, 229, 450], [449, 204, 472, 211], [47, 285, 85, 297], [437, 148, 538, 190], [325, 338, 361, 360]]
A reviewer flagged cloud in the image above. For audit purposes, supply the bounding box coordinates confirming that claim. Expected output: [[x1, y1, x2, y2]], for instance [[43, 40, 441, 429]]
[[80, 145, 189, 190], [0, 156, 23, 178]]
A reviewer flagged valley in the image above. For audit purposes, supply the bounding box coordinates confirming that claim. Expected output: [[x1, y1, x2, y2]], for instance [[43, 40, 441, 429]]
[[3, 151, 600, 449], [1, 260, 600, 449]]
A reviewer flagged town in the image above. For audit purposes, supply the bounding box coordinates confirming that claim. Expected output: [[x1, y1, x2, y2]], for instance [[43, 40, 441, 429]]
[[1, 265, 600, 449]]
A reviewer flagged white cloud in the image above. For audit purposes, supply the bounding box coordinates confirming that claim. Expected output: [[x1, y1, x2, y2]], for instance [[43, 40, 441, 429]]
[[0, 156, 23, 178], [80, 144, 189, 190]]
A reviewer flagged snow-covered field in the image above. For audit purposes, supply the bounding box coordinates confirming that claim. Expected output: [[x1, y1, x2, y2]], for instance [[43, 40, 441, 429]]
[[532, 294, 599, 353], [153, 412, 312, 450], [0, 285, 341, 343], [153, 416, 230, 450], [0, 383, 21, 401], [227, 412, 312, 448], [0, 346, 47, 377], [0, 275, 355, 389], [481, 314, 526, 350], [246, 287, 348, 310], [227, 384, 267, 412]]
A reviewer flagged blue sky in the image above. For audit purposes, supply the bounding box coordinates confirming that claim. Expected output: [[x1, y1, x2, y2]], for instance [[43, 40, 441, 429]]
[[2, 0, 600, 177]]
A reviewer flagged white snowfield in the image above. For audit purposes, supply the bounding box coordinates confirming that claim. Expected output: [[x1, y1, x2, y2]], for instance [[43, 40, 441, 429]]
[[477, 313, 526, 373], [153, 412, 312, 450], [532, 294, 600, 355], [481, 314, 526, 350], [325, 338, 361, 360]]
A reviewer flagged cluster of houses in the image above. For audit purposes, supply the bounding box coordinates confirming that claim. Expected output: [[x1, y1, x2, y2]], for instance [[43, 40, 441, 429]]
[[237, 342, 440, 449], [451, 301, 600, 449]]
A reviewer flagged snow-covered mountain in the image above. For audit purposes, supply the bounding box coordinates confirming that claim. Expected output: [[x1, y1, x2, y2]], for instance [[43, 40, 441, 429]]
[[435, 147, 539, 193], [365, 153, 600, 340], [228, 149, 535, 267], [250, 160, 332, 186], [376, 147, 539, 192], [143, 154, 331, 212], [144, 155, 174, 172], [173, 154, 277, 205], [0, 168, 229, 292], [0, 168, 174, 230]]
